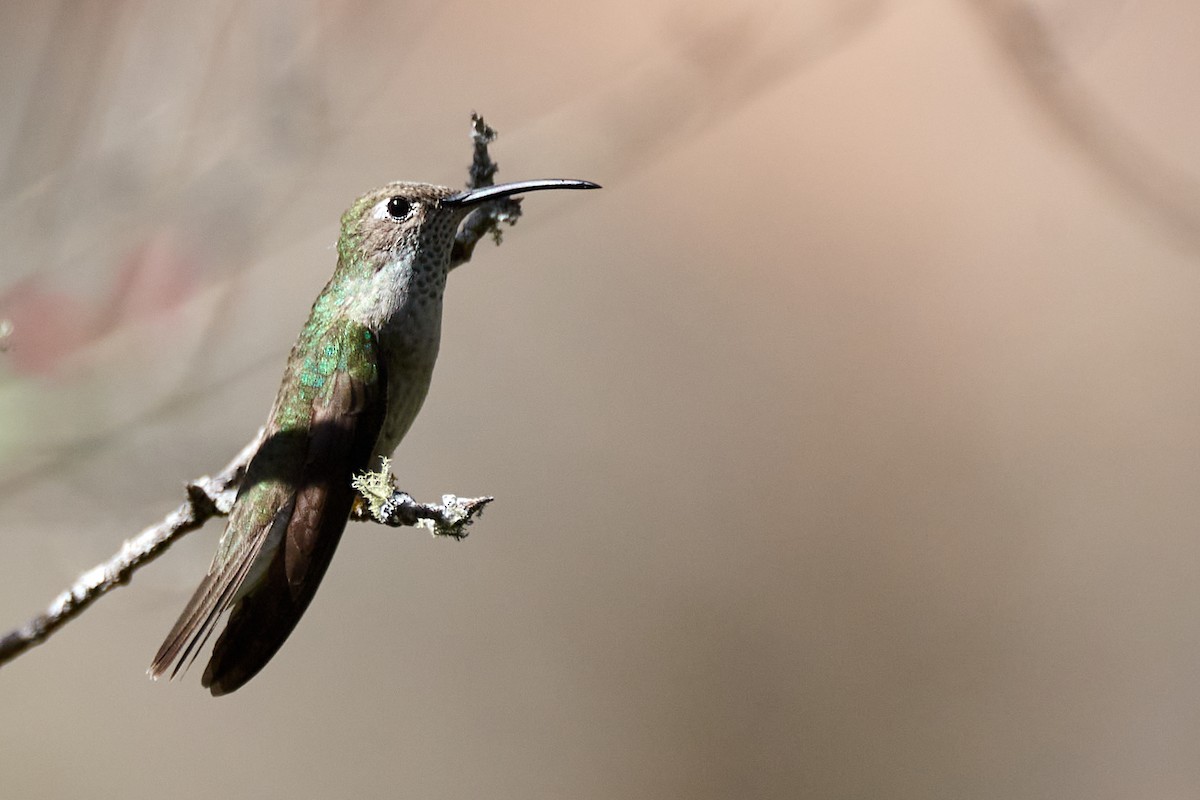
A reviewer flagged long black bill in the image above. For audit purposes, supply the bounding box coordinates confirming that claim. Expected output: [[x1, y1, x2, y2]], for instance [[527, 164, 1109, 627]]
[[442, 179, 600, 207]]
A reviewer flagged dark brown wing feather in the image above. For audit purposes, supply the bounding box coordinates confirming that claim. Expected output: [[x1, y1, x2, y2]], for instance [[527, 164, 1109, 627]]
[[150, 336, 385, 694], [149, 481, 295, 682], [203, 367, 385, 695]]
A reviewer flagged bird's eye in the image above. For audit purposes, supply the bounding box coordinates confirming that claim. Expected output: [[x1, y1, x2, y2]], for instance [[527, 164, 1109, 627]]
[[386, 196, 412, 219]]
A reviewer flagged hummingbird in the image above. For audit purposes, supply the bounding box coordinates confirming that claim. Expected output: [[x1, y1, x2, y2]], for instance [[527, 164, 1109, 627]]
[[150, 177, 599, 694]]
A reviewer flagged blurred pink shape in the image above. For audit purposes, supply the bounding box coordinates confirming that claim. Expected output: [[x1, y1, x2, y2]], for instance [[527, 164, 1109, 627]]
[[0, 232, 198, 377]]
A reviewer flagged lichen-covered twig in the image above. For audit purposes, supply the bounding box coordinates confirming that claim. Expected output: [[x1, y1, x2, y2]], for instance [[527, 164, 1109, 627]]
[[351, 457, 492, 540], [448, 112, 524, 269]]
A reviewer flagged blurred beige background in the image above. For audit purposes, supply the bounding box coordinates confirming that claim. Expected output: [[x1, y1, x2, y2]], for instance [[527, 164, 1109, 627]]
[[2, 0, 1199, 797]]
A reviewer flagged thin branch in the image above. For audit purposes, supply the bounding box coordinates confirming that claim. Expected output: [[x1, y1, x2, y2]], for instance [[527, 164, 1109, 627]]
[[353, 491, 493, 539], [0, 430, 262, 668], [0, 425, 492, 669]]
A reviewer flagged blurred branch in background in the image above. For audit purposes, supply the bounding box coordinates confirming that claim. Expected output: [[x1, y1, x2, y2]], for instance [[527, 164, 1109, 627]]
[[538, 1, 884, 180], [967, 0, 1200, 252], [0, 0, 339, 490]]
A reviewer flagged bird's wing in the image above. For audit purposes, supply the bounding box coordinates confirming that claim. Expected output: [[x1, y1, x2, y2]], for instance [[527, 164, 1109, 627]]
[[149, 322, 386, 693]]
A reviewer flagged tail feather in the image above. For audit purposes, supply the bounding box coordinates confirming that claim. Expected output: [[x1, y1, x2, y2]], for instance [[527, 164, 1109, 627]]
[[200, 479, 354, 694], [201, 529, 343, 695], [149, 500, 288, 682]]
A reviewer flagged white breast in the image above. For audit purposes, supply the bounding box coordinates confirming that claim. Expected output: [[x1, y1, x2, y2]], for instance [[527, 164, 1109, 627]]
[[372, 312, 442, 459]]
